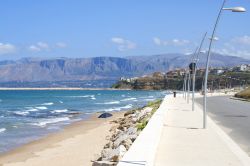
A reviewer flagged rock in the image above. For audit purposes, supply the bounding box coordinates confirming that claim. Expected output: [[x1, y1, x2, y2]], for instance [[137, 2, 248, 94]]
[[111, 119, 119, 123], [121, 138, 132, 150], [128, 133, 138, 142], [126, 127, 137, 135], [113, 133, 128, 148], [117, 125, 126, 131], [92, 161, 117, 166], [102, 145, 127, 162], [104, 142, 111, 149], [110, 129, 122, 141], [135, 107, 153, 122], [101, 148, 112, 159], [124, 109, 136, 117], [98, 113, 113, 118]]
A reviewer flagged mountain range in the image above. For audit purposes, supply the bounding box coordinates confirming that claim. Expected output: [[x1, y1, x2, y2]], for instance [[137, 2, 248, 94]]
[[0, 53, 249, 84]]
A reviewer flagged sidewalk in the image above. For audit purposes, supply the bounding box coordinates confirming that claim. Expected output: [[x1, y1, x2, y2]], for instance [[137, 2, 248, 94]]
[[154, 94, 250, 166]]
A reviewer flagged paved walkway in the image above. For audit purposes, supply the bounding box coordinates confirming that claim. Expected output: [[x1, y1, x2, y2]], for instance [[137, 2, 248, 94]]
[[154, 94, 250, 166]]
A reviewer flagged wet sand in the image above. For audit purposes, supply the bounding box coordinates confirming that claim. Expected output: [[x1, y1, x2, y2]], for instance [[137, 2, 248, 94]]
[[0, 112, 124, 166]]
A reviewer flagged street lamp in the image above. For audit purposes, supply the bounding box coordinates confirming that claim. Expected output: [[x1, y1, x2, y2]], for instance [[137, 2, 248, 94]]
[[183, 69, 187, 99], [203, 0, 246, 129], [191, 32, 207, 111]]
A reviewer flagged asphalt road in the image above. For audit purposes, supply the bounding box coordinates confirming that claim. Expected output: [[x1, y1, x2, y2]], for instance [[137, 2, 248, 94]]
[[196, 96, 250, 155]]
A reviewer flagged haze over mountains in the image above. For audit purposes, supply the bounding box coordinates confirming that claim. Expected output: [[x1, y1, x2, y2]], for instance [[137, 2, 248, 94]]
[[0, 53, 249, 84]]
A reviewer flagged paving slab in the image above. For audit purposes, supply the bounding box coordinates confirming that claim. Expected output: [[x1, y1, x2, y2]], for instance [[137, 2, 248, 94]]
[[154, 94, 250, 166]]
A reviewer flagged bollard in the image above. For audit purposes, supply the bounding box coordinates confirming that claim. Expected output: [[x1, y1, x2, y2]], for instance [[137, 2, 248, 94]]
[[173, 91, 176, 98]]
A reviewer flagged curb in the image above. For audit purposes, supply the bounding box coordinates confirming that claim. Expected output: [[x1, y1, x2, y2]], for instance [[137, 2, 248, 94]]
[[118, 94, 170, 166]]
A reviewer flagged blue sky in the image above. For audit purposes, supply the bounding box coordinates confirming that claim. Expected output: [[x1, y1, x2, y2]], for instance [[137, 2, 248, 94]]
[[0, 0, 249, 60]]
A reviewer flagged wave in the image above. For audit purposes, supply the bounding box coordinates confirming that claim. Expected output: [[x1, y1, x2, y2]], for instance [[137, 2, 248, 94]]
[[91, 97, 96, 100], [41, 102, 54, 106], [96, 101, 120, 105], [103, 104, 133, 112], [121, 104, 133, 109], [36, 106, 48, 110], [0, 128, 6, 133], [59, 101, 63, 103], [121, 98, 137, 101], [25, 107, 39, 112], [68, 95, 95, 98], [31, 117, 70, 127], [14, 111, 30, 116], [51, 109, 68, 113], [144, 98, 155, 101]]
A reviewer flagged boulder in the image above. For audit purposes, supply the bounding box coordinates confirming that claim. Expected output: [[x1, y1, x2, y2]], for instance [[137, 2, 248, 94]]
[[102, 145, 127, 162], [104, 142, 112, 149], [126, 127, 137, 135], [113, 133, 128, 148], [135, 107, 152, 122], [101, 148, 112, 159], [128, 133, 138, 142], [124, 109, 136, 117], [121, 138, 133, 150], [92, 161, 117, 166], [109, 125, 118, 132]]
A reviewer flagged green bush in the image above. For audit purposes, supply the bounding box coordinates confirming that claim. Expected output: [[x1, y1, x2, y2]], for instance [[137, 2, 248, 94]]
[[137, 120, 148, 131]]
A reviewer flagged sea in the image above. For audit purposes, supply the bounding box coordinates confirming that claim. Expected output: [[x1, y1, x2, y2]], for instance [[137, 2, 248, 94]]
[[0, 90, 167, 153]]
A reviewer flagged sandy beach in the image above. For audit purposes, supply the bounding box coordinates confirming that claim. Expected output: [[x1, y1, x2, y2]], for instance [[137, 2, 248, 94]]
[[0, 112, 125, 166]]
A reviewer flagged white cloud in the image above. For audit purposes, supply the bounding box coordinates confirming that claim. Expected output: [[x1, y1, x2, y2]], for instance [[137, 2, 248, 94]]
[[153, 37, 162, 45], [111, 37, 136, 51], [214, 35, 250, 58], [37, 42, 49, 50], [56, 42, 67, 48], [28, 45, 41, 52], [153, 37, 190, 47], [231, 35, 250, 45], [0, 43, 16, 55], [172, 39, 190, 46], [28, 42, 49, 52], [28, 41, 67, 52]]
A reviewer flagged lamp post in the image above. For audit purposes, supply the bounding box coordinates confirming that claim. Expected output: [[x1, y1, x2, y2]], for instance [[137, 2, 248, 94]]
[[203, 0, 246, 129], [191, 32, 207, 111], [184, 70, 187, 99], [187, 53, 196, 103]]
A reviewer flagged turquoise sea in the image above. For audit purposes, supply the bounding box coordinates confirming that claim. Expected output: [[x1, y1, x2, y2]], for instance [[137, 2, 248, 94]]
[[0, 90, 166, 153]]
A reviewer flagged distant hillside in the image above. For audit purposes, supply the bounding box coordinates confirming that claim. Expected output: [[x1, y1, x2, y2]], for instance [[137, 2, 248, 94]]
[[0, 53, 249, 84]]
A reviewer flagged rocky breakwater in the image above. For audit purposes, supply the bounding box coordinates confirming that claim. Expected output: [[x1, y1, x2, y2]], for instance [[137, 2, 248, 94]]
[[92, 99, 162, 166]]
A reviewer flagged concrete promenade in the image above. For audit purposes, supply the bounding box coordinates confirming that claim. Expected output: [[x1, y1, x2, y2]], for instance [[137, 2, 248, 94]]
[[119, 93, 250, 166]]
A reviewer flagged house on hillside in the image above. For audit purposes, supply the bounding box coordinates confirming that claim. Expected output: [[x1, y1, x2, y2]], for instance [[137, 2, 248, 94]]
[[232, 64, 250, 72]]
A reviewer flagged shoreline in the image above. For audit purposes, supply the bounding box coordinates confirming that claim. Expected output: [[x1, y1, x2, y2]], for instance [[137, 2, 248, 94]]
[[0, 111, 125, 166]]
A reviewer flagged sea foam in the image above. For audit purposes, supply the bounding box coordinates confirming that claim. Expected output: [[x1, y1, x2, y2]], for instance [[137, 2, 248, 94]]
[[41, 102, 54, 106], [31, 117, 70, 127], [36, 106, 48, 110], [14, 111, 29, 116], [51, 109, 68, 113], [97, 101, 120, 105], [121, 98, 137, 101], [0, 128, 6, 133], [25, 107, 39, 112], [103, 104, 133, 112]]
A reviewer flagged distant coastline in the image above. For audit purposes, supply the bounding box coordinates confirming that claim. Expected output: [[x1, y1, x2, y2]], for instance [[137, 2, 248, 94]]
[[0, 87, 131, 91]]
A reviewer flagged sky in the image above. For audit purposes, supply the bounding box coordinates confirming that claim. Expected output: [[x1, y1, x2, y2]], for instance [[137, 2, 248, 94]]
[[0, 0, 250, 60]]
